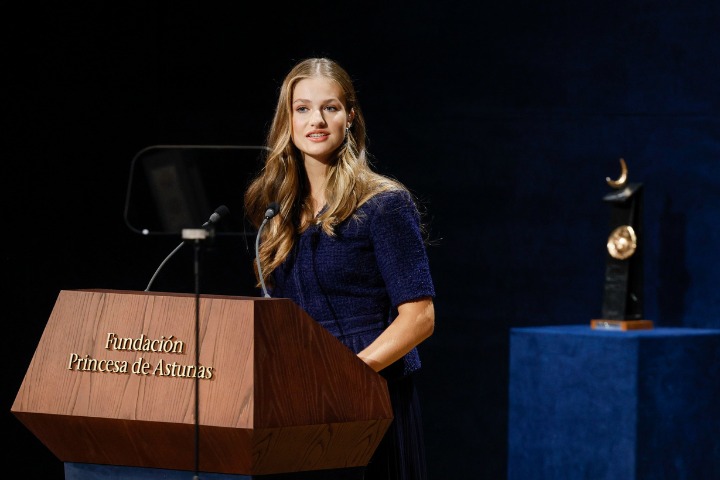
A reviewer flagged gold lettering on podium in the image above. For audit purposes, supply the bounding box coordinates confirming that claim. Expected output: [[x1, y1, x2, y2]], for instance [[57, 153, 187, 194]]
[[66, 332, 215, 379]]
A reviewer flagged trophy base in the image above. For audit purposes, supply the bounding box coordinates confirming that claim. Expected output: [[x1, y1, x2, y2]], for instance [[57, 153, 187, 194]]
[[591, 319, 654, 331]]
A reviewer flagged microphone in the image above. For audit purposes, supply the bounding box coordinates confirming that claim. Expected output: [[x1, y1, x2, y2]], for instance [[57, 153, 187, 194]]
[[255, 202, 279, 298], [202, 204, 230, 228], [144, 205, 231, 292]]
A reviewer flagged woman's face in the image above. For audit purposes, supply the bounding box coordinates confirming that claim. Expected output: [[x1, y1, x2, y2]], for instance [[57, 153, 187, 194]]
[[291, 76, 352, 165]]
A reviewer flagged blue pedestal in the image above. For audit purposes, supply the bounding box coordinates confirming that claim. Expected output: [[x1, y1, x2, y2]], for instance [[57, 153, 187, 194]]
[[508, 326, 720, 480]]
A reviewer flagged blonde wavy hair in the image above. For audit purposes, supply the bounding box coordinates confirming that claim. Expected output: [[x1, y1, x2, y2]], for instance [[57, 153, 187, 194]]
[[244, 57, 405, 286]]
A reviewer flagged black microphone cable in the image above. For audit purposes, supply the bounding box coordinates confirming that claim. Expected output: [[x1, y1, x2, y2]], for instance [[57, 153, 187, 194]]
[[310, 228, 346, 339]]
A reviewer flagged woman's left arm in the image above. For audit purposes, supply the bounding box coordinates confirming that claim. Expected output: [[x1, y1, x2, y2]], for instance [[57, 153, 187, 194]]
[[357, 296, 435, 372]]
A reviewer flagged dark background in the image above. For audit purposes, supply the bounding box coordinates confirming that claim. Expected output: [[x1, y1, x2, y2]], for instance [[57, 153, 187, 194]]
[[4, 1, 719, 478]]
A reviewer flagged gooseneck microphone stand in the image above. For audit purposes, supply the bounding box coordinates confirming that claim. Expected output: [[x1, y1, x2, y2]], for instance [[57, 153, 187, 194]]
[[143, 206, 229, 480], [255, 202, 280, 298]]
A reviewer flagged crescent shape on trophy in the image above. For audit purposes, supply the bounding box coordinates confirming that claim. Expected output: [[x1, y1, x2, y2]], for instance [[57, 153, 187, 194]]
[[606, 157, 628, 189]]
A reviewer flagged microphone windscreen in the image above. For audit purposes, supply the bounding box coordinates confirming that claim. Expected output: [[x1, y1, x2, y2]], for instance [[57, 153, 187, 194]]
[[214, 205, 230, 219], [264, 202, 280, 219], [207, 205, 230, 225]]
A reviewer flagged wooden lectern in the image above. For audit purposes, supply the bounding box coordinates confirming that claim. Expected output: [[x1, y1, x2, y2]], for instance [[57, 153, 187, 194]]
[[12, 289, 392, 477]]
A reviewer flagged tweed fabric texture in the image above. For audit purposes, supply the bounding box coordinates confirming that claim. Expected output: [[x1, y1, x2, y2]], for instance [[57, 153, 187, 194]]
[[271, 189, 435, 377]]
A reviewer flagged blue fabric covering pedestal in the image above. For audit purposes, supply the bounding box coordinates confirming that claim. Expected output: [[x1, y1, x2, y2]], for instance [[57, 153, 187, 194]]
[[507, 326, 720, 480]]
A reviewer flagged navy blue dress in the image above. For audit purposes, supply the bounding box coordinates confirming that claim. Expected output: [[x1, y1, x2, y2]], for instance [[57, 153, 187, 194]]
[[271, 189, 435, 480]]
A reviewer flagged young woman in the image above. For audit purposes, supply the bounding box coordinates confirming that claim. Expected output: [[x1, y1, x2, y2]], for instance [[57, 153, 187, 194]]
[[244, 57, 435, 480]]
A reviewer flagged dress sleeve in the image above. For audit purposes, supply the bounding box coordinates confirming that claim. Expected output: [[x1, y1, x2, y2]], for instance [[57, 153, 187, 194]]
[[369, 189, 435, 308]]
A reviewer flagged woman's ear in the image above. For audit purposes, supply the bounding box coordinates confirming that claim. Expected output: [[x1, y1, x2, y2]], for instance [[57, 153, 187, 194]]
[[348, 108, 356, 127]]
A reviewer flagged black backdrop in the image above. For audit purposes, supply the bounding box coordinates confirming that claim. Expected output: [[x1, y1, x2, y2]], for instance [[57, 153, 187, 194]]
[[4, 1, 720, 478]]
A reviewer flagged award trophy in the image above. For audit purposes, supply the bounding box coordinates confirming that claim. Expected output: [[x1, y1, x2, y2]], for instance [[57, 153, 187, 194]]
[[591, 158, 654, 330]]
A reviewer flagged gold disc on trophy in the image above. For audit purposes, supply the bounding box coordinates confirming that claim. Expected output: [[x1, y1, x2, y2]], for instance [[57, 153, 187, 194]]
[[607, 225, 637, 260]]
